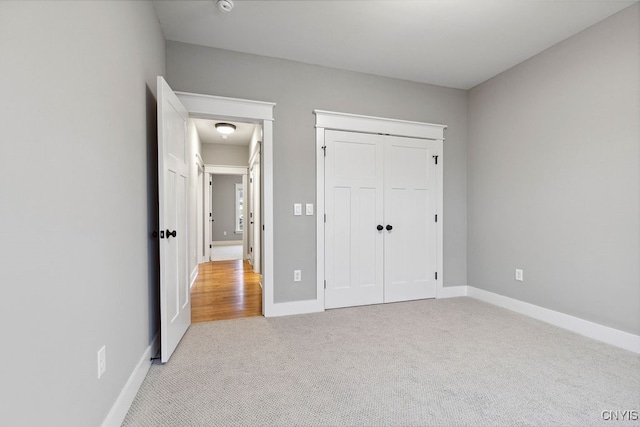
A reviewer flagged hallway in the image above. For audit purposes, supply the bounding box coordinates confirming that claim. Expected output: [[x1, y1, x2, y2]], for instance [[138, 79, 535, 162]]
[[191, 260, 262, 322]]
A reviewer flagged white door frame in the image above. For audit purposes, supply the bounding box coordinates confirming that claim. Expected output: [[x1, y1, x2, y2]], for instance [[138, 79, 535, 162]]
[[176, 92, 277, 316], [315, 110, 447, 309], [205, 165, 248, 255]]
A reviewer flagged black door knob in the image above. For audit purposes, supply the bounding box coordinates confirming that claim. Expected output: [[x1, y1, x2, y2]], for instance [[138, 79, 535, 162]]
[[377, 225, 383, 231], [166, 229, 177, 238], [386, 225, 393, 231]]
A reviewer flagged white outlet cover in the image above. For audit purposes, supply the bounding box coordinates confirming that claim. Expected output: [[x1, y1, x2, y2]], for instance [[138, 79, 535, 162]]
[[515, 269, 523, 281], [294, 270, 301, 282], [305, 203, 314, 215], [294, 203, 302, 216]]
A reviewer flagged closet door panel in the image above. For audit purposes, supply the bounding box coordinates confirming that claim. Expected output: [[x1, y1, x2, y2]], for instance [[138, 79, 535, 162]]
[[384, 136, 438, 303], [325, 131, 384, 309]]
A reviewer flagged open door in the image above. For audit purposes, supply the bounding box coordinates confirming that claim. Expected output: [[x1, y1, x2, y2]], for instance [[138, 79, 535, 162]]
[[157, 76, 191, 363]]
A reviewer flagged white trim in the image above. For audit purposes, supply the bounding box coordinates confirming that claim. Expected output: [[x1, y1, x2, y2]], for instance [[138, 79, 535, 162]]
[[176, 92, 276, 318], [314, 110, 446, 140], [467, 287, 640, 354], [267, 299, 325, 317], [205, 165, 248, 175], [189, 265, 198, 290], [212, 240, 242, 246], [437, 285, 468, 298], [261, 120, 275, 316], [315, 127, 326, 312], [101, 335, 159, 427], [176, 92, 275, 121]]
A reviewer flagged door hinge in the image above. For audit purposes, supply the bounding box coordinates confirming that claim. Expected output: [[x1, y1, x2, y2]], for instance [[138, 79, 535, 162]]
[[209, 181, 212, 186], [324, 213, 326, 223], [435, 214, 437, 222], [435, 272, 438, 280], [262, 225, 265, 231], [322, 145, 327, 157], [250, 178, 253, 183], [209, 244, 212, 249], [324, 280, 326, 289], [433, 155, 439, 165]]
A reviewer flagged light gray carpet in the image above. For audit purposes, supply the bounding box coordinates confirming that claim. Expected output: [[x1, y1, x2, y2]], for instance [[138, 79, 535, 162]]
[[123, 298, 639, 426]]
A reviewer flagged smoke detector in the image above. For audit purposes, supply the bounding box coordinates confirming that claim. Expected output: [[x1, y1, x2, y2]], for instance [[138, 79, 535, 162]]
[[217, 0, 234, 12]]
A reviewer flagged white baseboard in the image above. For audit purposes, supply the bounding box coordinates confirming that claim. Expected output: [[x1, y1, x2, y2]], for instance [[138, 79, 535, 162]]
[[212, 240, 242, 246], [437, 285, 468, 298], [265, 299, 325, 317], [101, 334, 159, 427], [190, 265, 198, 289], [466, 286, 640, 354]]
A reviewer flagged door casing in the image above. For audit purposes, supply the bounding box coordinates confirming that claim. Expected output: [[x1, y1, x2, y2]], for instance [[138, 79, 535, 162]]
[[176, 92, 276, 316]]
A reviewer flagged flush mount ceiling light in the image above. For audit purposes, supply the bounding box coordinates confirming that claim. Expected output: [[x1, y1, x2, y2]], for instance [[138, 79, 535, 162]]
[[215, 122, 236, 135], [217, 0, 234, 12]]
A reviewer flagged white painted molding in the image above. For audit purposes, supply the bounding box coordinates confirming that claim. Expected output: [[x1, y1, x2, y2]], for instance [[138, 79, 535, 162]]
[[212, 240, 243, 246], [189, 265, 198, 290], [176, 91, 276, 318], [467, 287, 640, 354], [101, 334, 159, 427], [266, 299, 325, 317], [438, 285, 468, 298], [314, 110, 446, 140], [204, 165, 248, 175], [315, 127, 326, 313], [176, 91, 275, 122]]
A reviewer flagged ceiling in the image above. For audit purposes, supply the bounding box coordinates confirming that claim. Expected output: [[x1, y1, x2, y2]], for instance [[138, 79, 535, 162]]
[[153, 0, 636, 90], [193, 119, 256, 145]]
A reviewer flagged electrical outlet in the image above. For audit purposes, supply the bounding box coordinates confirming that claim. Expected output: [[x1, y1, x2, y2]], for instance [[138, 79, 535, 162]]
[[97, 345, 106, 379], [515, 269, 523, 282], [294, 270, 301, 282], [223, 231, 227, 236], [305, 203, 314, 215], [294, 203, 302, 216]]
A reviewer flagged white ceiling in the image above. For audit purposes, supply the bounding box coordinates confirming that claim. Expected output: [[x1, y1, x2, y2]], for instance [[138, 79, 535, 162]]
[[193, 119, 256, 145], [153, 0, 636, 90]]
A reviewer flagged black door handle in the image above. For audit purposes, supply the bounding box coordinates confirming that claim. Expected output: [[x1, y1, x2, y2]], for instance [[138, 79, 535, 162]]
[[166, 229, 177, 238], [386, 225, 393, 231], [377, 225, 383, 231]]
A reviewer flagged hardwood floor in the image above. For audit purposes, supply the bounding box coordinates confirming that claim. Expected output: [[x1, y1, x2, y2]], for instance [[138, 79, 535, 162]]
[[191, 260, 262, 322]]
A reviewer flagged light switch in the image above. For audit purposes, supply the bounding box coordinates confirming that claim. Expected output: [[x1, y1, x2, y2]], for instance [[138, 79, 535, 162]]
[[306, 203, 314, 216], [294, 203, 302, 216]]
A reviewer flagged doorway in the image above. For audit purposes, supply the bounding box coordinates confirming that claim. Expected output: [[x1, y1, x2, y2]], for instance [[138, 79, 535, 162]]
[[191, 117, 264, 322]]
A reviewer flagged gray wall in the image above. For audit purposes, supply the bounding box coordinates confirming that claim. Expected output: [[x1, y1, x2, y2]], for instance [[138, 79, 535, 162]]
[[467, 4, 640, 334], [201, 142, 249, 166], [0, 1, 165, 425], [211, 174, 244, 241], [167, 42, 468, 303]]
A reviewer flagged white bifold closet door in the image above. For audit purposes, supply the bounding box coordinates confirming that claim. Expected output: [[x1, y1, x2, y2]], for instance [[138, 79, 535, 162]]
[[325, 130, 439, 309]]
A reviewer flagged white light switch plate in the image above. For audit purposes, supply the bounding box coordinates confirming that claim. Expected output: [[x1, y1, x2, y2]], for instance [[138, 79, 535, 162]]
[[294, 203, 302, 216], [306, 203, 314, 215]]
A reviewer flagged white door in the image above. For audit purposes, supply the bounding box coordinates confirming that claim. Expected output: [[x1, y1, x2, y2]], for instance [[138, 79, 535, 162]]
[[324, 131, 384, 309], [383, 136, 439, 302], [157, 76, 191, 363]]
